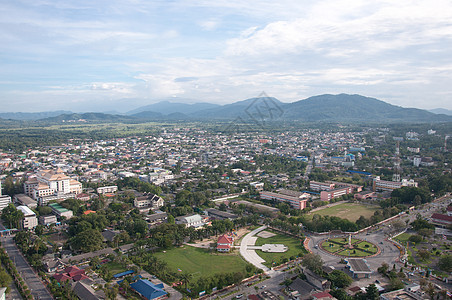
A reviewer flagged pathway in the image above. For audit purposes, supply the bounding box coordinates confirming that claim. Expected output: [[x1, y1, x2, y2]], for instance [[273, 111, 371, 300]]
[[239, 226, 274, 274]]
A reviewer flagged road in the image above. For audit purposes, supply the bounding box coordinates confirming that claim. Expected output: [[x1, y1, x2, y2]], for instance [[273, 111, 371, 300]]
[[239, 226, 273, 273], [1, 236, 53, 300]]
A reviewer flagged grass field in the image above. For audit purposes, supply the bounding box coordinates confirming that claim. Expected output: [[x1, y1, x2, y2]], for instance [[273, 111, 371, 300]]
[[154, 246, 249, 279], [320, 238, 378, 257], [309, 203, 381, 222], [394, 233, 412, 244], [103, 261, 127, 275], [255, 231, 306, 267]]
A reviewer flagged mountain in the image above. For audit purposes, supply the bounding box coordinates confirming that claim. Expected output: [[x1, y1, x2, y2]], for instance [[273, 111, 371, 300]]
[[282, 94, 452, 122], [130, 111, 163, 119], [39, 112, 136, 123], [0, 110, 72, 120], [127, 101, 220, 115], [193, 96, 284, 119], [429, 108, 452, 116]]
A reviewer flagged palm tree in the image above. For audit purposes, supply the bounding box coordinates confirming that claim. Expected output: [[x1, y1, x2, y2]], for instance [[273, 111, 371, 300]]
[[180, 272, 192, 289]]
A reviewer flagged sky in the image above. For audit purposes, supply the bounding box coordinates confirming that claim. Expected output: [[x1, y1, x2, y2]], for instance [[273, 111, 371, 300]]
[[1, 0, 452, 112]]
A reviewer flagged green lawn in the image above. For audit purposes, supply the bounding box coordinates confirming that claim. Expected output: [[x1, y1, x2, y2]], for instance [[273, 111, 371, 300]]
[[394, 233, 412, 244], [103, 261, 127, 275], [337, 249, 371, 257], [309, 203, 382, 222], [154, 246, 249, 279], [355, 241, 378, 254], [254, 231, 306, 267], [321, 241, 342, 253]]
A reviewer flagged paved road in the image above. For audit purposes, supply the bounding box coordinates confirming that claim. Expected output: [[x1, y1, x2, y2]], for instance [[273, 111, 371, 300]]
[[307, 230, 400, 276], [1, 236, 53, 300], [222, 271, 288, 300], [239, 226, 271, 272]]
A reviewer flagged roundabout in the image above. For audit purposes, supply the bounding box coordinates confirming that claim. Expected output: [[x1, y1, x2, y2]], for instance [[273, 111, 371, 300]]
[[319, 235, 379, 258]]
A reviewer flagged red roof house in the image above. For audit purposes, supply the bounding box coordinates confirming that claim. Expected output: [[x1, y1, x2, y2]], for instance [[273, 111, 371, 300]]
[[217, 234, 234, 252]]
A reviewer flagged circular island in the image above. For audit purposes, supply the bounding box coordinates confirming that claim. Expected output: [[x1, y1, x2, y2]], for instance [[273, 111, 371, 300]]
[[319, 235, 379, 257]]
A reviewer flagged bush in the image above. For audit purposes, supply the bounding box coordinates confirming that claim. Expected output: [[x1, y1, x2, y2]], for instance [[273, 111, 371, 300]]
[[409, 234, 423, 243]]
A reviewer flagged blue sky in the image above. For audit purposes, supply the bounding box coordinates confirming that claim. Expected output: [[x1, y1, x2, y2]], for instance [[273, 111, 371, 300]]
[[1, 0, 452, 112]]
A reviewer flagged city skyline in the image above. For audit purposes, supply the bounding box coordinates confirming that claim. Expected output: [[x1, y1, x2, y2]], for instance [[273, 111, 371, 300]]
[[1, 0, 452, 112]]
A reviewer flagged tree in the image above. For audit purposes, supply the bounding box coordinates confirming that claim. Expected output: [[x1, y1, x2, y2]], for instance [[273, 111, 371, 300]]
[[437, 254, 452, 272], [377, 262, 389, 275], [301, 253, 324, 274], [365, 284, 379, 300], [71, 229, 104, 253], [418, 249, 430, 261], [417, 228, 433, 240], [389, 277, 404, 291], [328, 270, 353, 288], [408, 234, 423, 244], [0, 268, 12, 293], [180, 272, 193, 289]]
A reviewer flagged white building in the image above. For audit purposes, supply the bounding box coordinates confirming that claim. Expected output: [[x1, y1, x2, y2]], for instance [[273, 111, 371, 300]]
[[97, 185, 118, 194], [23, 168, 82, 202], [175, 214, 205, 228], [372, 176, 418, 192], [17, 205, 38, 230], [133, 194, 164, 210], [0, 181, 11, 211]]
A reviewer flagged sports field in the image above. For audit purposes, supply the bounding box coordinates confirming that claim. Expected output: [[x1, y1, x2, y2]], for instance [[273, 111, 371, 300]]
[[309, 202, 381, 222], [154, 245, 249, 279]]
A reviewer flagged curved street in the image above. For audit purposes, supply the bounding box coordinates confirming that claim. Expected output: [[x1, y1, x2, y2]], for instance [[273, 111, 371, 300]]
[[239, 226, 273, 273]]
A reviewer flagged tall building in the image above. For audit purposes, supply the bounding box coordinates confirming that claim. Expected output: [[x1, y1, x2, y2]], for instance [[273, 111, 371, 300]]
[[0, 181, 12, 211], [23, 168, 82, 204], [17, 205, 38, 230]]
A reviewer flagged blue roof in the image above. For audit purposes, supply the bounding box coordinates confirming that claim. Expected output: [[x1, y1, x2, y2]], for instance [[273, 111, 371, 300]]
[[347, 170, 372, 176], [113, 270, 134, 278], [130, 279, 167, 300]]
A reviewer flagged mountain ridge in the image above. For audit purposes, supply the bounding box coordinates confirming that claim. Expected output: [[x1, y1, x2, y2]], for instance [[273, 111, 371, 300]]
[[2, 94, 451, 124]]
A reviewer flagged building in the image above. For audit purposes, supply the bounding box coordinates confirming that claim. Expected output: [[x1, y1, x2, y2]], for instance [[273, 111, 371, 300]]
[[232, 200, 280, 217], [380, 288, 423, 300], [175, 214, 205, 228], [17, 205, 38, 230], [146, 212, 168, 227], [97, 186, 118, 194], [431, 213, 452, 226], [133, 194, 164, 210], [13, 194, 37, 209], [23, 168, 82, 203], [205, 208, 238, 220], [217, 234, 234, 252], [311, 291, 335, 300], [0, 181, 11, 211], [48, 203, 73, 219], [0, 287, 6, 300], [130, 279, 167, 300], [310, 181, 335, 191], [72, 279, 106, 300], [260, 190, 308, 210], [250, 182, 264, 191], [354, 191, 375, 201], [0, 194, 11, 211], [346, 259, 371, 278], [372, 176, 418, 192], [320, 186, 353, 201], [39, 215, 58, 226], [326, 181, 363, 193]]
